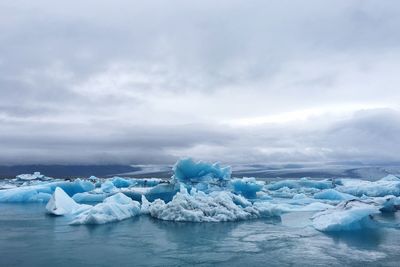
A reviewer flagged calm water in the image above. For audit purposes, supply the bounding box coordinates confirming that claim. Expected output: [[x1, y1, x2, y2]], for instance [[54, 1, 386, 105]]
[[0, 203, 399, 267]]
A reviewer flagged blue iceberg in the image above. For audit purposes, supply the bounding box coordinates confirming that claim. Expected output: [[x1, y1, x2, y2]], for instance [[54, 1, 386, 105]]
[[266, 177, 333, 191], [172, 158, 231, 185], [0, 179, 95, 203], [314, 189, 356, 201], [312, 200, 380, 232], [230, 178, 264, 199]]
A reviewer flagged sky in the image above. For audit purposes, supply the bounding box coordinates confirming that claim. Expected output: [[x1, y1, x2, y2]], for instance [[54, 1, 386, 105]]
[[1, 0, 400, 165]]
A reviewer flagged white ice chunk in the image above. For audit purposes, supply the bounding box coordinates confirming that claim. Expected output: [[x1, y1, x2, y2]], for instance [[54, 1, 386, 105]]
[[140, 195, 151, 214], [100, 180, 117, 193], [312, 200, 380, 231], [70, 193, 140, 225], [146, 188, 280, 222], [16, 172, 46, 181], [336, 175, 400, 197], [46, 187, 90, 215]]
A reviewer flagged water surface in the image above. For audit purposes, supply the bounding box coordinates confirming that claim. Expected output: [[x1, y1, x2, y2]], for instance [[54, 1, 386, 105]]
[[1, 203, 399, 266]]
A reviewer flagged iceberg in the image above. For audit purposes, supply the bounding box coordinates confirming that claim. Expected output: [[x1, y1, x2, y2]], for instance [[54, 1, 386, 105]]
[[369, 196, 400, 212], [336, 175, 400, 197], [314, 189, 356, 201], [134, 178, 163, 187], [266, 177, 332, 191], [72, 192, 111, 203], [70, 193, 141, 225], [312, 200, 380, 232], [172, 158, 231, 185], [230, 178, 264, 199], [145, 187, 280, 222], [46, 187, 91, 215], [144, 183, 180, 202], [100, 180, 117, 193], [0, 179, 95, 203], [16, 172, 49, 181], [72, 180, 119, 203], [111, 177, 134, 188]]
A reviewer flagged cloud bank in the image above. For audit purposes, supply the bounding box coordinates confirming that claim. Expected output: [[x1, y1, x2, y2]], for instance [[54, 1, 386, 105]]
[[1, 0, 400, 164]]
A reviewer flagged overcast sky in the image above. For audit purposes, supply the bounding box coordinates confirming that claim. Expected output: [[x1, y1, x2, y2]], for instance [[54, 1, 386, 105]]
[[1, 0, 400, 165]]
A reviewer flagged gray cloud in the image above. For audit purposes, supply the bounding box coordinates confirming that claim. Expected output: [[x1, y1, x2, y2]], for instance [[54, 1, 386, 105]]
[[1, 0, 400, 164]]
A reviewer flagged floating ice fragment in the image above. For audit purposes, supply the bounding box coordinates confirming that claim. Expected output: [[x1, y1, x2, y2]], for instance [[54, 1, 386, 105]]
[[312, 200, 380, 232], [70, 193, 140, 225], [144, 183, 180, 202], [172, 158, 231, 185], [146, 188, 280, 222], [46, 187, 91, 215], [16, 172, 49, 181], [336, 175, 400, 197], [267, 177, 333, 191], [314, 189, 356, 201], [0, 179, 95, 203], [100, 180, 117, 193], [230, 178, 264, 199], [112, 177, 134, 188]]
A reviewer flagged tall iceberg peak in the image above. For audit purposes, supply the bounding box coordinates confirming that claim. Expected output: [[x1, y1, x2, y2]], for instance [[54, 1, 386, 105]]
[[46, 187, 91, 216], [172, 158, 232, 185]]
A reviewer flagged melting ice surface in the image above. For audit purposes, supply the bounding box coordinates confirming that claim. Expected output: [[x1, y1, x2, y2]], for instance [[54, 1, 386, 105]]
[[1, 158, 400, 266]]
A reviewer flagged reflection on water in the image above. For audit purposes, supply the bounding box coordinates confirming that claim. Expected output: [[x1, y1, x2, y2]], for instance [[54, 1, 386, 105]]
[[0, 203, 399, 267]]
